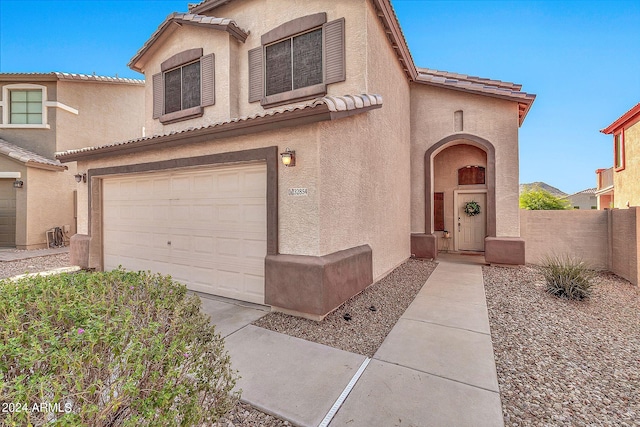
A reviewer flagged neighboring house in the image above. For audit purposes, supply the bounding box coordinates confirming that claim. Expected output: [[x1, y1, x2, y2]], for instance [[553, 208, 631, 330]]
[[598, 102, 640, 209], [595, 167, 614, 209], [0, 73, 145, 249], [57, 0, 535, 319], [563, 188, 597, 210]]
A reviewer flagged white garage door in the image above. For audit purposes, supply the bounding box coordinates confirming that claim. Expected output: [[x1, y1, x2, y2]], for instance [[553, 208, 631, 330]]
[[102, 163, 267, 304]]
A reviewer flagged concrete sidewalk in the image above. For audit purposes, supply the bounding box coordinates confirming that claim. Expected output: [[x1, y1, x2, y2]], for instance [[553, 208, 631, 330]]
[[209, 259, 503, 427], [0, 247, 69, 262]]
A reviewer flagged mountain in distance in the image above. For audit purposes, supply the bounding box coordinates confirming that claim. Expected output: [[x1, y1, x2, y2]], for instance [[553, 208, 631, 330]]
[[519, 182, 567, 197]]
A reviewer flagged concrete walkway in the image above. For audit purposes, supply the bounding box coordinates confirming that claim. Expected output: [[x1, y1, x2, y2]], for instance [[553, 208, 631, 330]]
[[204, 259, 504, 427], [0, 247, 69, 262]]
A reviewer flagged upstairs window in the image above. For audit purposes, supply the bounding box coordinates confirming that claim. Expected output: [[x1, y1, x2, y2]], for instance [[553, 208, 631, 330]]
[[152, 48, 215, 124], [614, 131, 625, 171], [248, 13, 345, 107], [10, 90, 43, 124], [265, 28, 323, 96], [164, 60, 201, 114]]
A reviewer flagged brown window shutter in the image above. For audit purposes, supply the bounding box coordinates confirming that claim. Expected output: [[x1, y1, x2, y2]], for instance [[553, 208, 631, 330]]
[[434, 192, 445, 231], [248, 46, 263, 103], [152, 72, 164, 119], [200, 53, 215, 107], [323, 18, 345, 84]]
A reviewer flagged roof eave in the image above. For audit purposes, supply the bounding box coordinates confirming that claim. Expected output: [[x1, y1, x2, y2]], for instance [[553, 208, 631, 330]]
[[600, 103, 640, 134], [56, 102, 382, 163], [26, 161, 67, 171], [128, 15, 248, 74]]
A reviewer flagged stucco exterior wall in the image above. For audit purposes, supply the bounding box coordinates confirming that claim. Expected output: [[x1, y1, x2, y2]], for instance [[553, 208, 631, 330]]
[[0, 81, 58, 158], [314, 0, 411, 280], [410, 84, 520, 237], [433, 144, 487, 238], [139, 0, 368, 136], [56, 81, 145, 152], [23, 167, 76, 249], [520, 209, 609, 269], [141, 26, 235, 136], [613, 120, 640, 209], [566, 193, 597, 210]]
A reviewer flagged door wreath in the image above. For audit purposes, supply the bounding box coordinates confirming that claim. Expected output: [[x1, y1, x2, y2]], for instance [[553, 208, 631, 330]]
[[464, 200, 481, 217]]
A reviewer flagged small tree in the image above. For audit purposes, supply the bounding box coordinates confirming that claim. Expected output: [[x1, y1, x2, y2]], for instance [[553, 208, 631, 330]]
[[519, 187, 572, 210]]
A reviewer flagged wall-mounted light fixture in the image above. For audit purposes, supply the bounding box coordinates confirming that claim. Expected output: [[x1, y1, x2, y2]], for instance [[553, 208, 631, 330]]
[[74, 173, 87, 183], [13, 180, 23, 188], [280, 148, 296, 167]]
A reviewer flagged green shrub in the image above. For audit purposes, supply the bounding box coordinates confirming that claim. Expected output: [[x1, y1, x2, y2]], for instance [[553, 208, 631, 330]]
[[0, 269, 239, 426], [519, 187, 572, 210], [541, 254, 595, 300]]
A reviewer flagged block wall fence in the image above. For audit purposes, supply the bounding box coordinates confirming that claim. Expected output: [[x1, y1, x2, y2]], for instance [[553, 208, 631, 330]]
[[520, 207, 640, 286]]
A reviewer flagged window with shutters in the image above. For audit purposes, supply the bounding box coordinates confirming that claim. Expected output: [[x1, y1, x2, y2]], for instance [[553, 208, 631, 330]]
[[248, 13, 345, 107], [152, 48, 215, 124]]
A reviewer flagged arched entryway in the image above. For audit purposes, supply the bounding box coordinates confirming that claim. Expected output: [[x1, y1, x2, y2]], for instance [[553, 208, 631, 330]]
[[424, 134, 497, 254]]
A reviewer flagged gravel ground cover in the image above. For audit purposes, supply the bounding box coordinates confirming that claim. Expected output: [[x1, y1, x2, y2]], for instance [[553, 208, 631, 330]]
[[483, 265, 640, 427], [253, 258, 437, 357], [0, 252, 70, 279], [212, 402, 291, 427]]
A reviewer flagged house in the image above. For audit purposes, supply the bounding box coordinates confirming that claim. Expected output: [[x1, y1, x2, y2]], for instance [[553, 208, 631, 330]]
[[595, 167, 614, 209], [0, 73, 145, 249], [598, 102, 640, 209], [57, 0, 535, 319], [564, 188, 597, 210]]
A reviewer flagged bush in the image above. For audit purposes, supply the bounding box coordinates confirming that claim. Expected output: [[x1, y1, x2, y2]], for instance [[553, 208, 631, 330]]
[[520, 187, 572, 210], [0, 269, 239, 426], [541, 254, 595, 300]]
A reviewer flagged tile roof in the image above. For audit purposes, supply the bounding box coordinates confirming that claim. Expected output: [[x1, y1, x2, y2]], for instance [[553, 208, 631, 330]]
[[128, 12, 249, 73], [0, 72, 144, 85], [56, 94, 383, 162], [568, 188, 597, 196], [186, 0, 535, 125], [0, 138, 66, 170], [415, 68, 536, 125]]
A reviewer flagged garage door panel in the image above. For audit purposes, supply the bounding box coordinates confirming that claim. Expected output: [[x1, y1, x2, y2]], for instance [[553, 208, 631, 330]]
[[103, 164, 266, 304]]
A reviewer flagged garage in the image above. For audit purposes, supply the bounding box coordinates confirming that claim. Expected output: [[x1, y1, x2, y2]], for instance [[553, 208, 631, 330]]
[[0, 179, 16, 247], [102, 163, 267, 304]]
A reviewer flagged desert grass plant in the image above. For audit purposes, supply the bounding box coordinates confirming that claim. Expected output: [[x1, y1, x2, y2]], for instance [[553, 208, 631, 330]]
[[540, 254, 596, 300], [0, 269, 239, 426]]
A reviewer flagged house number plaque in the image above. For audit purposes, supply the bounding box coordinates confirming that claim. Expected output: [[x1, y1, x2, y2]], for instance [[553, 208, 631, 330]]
[[288, 188, 308, 196]]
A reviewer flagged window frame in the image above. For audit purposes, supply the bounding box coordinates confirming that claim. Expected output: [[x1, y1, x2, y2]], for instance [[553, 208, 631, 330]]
[[614, 130, 625, 171], [154, 48, 215, 125], [0, 84, 50, 129], [249, 13, 345, 108], [263, 26, 325, 103]]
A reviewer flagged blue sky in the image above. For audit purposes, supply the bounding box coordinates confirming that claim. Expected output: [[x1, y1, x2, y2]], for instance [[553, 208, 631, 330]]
[[1, 0, 639, 195]]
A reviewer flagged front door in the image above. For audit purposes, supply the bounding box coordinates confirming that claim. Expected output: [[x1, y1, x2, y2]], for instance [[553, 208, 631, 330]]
[[457, 193, 486, 251]]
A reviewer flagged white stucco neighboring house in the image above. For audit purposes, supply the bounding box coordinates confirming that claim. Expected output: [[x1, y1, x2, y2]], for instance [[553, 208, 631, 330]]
[[57, 0, 535, 319]]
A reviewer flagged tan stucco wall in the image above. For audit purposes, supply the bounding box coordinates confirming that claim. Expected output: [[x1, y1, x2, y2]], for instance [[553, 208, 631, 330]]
[[520, 209, 609, 269], [410, 84, 520, 237], [56, 81, 145, 152], [312, 1, 411, 280], [23, 167, 76, 249], [433, 144, 487, 237], [613, 120, 640, 209], [566, 193, 597, 210], [0, 81, 58, 158], [140, 0, 368, 136]]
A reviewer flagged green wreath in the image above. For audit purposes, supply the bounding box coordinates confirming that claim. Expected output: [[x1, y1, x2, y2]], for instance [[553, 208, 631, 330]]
[[464, 200, 481, 217]]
